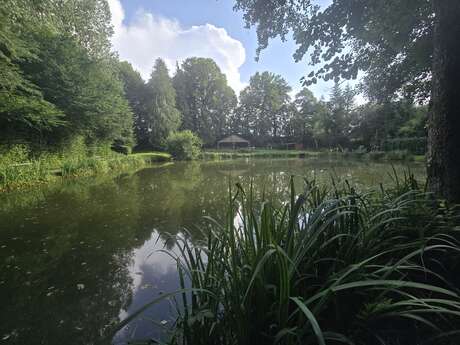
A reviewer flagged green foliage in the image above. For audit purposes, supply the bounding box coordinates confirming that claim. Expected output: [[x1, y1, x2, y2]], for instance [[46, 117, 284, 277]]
[[0, 139, 149, 191], [384, 150, 413, 161], [0, 145, 50, 190], [22, 29, 134, 147], [382, 137, 427, 155], [0, 1, 65, 141], [235, 71, 291, 142], [166, 131, 202, 160], [367, 151, 386, 161], [130, 152, 172, 163], [234, 0, 432, 102], [173, 58, 237, 145], [145, 59, 181, 149], [351, 102, 427, 152], [120, 176, 460, 345], [118, 61, 149, 146], [0, 0, 134, 151]]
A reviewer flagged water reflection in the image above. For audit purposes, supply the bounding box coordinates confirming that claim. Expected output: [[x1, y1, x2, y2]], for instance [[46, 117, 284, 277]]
[[0, 158, 425, 344]]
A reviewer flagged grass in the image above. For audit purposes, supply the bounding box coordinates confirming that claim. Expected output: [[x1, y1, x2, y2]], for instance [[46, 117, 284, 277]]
[[0, 144, 171, 192], [110, 174, 460, 345], [201, 149, 320, 160], [202, 149, 422, 162], [130, 152, 172, 163]]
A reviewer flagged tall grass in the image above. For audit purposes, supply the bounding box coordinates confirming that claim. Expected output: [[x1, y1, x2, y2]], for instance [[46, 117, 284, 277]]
[[0, 141, 169, 191], [114, 175, 460, 345], [0, 145, 51, 190]]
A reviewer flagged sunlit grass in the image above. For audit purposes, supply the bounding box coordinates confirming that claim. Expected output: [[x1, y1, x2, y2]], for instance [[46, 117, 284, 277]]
[[0, 145, 171, 192], [202, 149, 420, 162]]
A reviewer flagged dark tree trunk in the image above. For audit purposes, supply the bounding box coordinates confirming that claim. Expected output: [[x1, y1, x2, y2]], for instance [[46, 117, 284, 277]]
[[427, 0, 460, 203]]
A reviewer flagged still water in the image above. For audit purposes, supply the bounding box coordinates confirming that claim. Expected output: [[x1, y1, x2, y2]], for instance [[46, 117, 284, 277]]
[[0, 158, 425, 345]]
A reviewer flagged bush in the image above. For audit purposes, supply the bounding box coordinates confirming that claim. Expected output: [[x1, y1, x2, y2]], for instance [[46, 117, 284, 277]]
[[166, 131, 202, 160]]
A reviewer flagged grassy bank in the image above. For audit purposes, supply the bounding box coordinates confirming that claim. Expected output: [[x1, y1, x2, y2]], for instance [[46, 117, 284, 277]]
[[0, 145, 171, 192], [113, 175, 460, 345], [202, 149, 424, 162]]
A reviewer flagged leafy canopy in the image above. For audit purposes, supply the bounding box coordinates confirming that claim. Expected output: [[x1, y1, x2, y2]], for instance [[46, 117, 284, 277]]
[[234, 0, 433, 102]]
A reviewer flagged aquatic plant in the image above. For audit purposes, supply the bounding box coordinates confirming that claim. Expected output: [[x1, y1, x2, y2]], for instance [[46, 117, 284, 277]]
[[115, 174, 460, 345]]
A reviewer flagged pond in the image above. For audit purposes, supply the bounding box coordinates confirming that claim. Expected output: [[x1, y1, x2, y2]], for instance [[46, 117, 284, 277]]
[[0, 158, 425, 345]]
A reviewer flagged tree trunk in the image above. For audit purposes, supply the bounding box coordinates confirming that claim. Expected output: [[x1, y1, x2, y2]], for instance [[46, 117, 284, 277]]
[[427, 0, 460, 203]]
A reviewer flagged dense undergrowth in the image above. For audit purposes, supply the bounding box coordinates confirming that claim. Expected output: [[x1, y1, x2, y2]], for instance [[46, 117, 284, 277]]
[[0, 141, 171, 192], [113, 174, 460, 345]]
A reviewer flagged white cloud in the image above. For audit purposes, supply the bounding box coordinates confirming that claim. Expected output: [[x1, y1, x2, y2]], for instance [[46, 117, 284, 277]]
[[108, 0, 247, 93]]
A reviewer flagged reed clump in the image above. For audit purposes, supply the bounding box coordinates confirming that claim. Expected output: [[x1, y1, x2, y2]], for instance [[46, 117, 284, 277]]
[[117, 174, 460, 345]]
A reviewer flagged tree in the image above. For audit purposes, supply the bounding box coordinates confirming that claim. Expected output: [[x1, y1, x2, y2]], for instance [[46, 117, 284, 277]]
[[427, 0, 460, 202], [20, 28, 133, 147], [351, 102, 418, 150], [145, 59, 181, 149], [173, 58, 237, 145], [0, 0, 134, 150], [285, 88, 318, 145], [0, 0, 65, 145], [234, 0, 460, 202], [53, 0, 113, 58], [238, 72, 291, 143], [117, 61, 149, 147]]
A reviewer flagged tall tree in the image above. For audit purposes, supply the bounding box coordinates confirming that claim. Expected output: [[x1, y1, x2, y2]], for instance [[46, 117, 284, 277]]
[[351, 102, 419, 150], [427, 0, 460, 201], [173, 58, 236, 145], [285, 88, 318, 145], [0, 0, 134, 149], [0, 0, 64, 144], [53, 0, 113, 58], [21, 29, 133, 147], [117, 61, 149, 146], [234, 0, 460, 202], [145, 59, 181, 149], [238, 72, 291, 142]]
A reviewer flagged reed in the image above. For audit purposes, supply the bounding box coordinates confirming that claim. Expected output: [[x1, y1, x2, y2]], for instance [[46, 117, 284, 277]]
[[117, 174, 460, 345]]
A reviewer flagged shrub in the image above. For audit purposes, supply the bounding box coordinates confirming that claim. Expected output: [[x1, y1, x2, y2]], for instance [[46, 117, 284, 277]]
[[166, 131, 202, 160]]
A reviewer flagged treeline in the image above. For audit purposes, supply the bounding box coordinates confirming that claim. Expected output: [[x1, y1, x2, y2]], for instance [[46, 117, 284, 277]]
[[1, 0, 133, 152], [230, 75, 426, 151], [119, 57, 237, 150], [0, 0, 426, 156], [123, 62, 427, 152]]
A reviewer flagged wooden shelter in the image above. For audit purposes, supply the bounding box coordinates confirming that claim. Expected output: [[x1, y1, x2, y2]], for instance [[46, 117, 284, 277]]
[[217, 135, 250, 149]]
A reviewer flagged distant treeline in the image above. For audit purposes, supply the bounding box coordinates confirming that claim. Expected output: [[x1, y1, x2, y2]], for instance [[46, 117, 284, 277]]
[[0, 0, 427, 155]]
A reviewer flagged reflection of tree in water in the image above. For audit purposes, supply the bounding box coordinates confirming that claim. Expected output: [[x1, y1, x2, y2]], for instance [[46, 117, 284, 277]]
[[0, 158, 426, 345], [0, 176, 152, 345]]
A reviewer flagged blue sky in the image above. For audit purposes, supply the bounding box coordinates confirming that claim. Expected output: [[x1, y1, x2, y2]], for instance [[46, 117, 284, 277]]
[[109, 0, 337, 99]]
